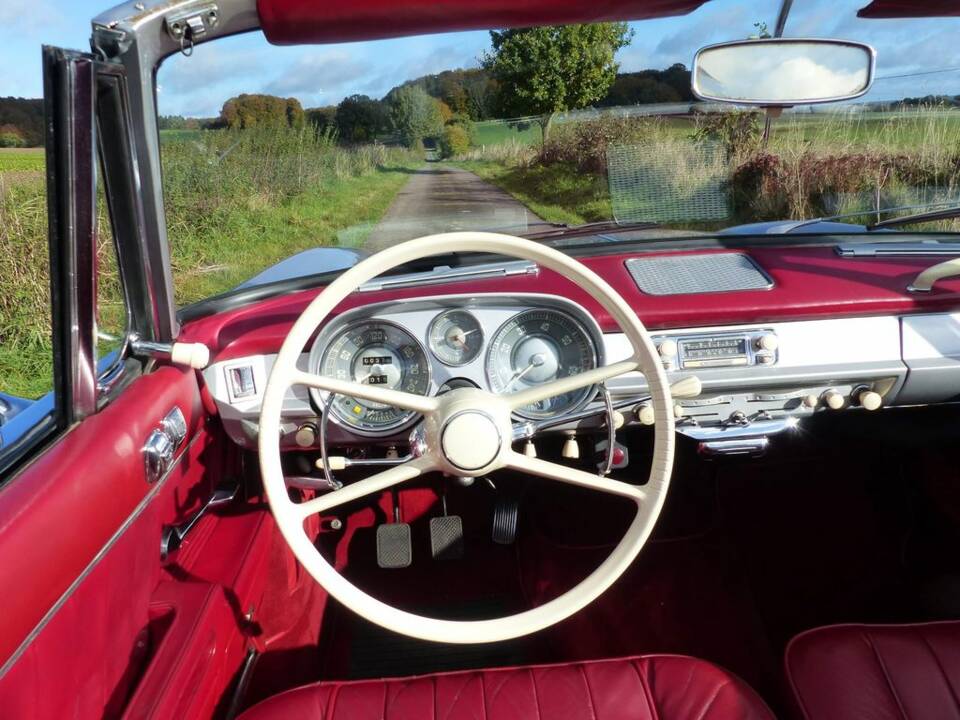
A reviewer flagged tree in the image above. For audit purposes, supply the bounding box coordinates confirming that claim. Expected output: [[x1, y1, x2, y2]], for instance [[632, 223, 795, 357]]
[[219, 94, 305, 130], [482, 23, 633, 137], [335, 95, 391, 142], [389, 85, 444, 148]]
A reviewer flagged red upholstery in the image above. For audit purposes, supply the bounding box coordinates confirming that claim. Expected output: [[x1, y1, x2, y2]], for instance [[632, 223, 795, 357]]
[[239, 654, 774, 719], [858, 1, 960, 18], [257, 0, 707, 45], [786, 621, 960, 720]]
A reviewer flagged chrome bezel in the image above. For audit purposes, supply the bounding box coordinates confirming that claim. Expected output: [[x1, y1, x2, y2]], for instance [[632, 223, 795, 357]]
[[427, 309, 484, 367], [485, 308, 600, 420], [309, 318, 432, 437]]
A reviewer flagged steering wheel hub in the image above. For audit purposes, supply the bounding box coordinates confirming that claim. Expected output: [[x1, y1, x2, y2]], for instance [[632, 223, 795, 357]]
[[440, 409, 502, 472]]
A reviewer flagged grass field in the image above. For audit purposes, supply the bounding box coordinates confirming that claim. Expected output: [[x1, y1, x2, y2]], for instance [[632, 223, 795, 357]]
[[472, 120, 543, 147], [0, 131, 421, 398]]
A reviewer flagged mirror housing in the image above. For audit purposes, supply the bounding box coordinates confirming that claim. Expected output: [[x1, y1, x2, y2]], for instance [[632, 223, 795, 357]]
[[692, 38, 876, 106]]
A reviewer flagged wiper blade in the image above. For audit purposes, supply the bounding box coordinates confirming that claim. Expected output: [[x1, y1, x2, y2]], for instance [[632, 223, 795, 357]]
[[868, 205, 960, 230], [525, 219, 661, 241]]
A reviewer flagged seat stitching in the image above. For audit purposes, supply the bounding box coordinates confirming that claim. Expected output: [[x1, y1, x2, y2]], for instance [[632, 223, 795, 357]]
[[631, 659, 660, 720], [577, 664, 598, 720], [915, 627, 960, 714], [529, 668, 543, 720], [693, 680, 730, 720], [442, 676, 472, 720], [480, 671, 489, 720], [863, 631, 909, 720]]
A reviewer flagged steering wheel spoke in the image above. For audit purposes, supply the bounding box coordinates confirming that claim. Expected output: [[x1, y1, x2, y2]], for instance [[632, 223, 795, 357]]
[[294, 455, 435, 520], [505, 450, 646, 503], [291, 370, 439, 415], [506, 358, 639, 411]]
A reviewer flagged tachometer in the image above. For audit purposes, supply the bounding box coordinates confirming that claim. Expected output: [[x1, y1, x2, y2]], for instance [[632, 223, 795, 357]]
[[318, 321, 430, 434], [428, 309, 483, 366], [486, 309, 598, 419]]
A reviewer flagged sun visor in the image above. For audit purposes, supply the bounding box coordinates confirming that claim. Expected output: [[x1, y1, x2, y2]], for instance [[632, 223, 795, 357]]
[[257, 0, 709, 45], [858, 0, 960, 18]]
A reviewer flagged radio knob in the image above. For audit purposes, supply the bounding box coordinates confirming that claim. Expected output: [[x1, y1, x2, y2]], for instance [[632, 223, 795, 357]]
[[658, 339, 678, 359], [635, 404, 656, 425], [822, 390, 845, 410], [756, 334, 779, 352], [294, 422, 318, 447], [802, 394, 819, 409], [857, 389, 883, 411]]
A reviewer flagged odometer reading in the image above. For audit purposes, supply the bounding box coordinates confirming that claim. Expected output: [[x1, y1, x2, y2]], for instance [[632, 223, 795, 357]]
[[319, 321, 430, 434], [486, 309, 598, 419]]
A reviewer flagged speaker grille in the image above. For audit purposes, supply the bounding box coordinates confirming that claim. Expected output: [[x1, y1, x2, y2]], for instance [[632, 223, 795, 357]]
[[625, 253, 773, 295]]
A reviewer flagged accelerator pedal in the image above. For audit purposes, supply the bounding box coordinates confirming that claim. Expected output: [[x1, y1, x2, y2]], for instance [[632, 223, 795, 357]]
[[492, 496, 520, 545], [377, 493, 412, 569]]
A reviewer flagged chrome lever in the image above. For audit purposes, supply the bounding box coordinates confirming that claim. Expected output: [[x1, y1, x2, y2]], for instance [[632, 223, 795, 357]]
[[161, 481, 239, 559]]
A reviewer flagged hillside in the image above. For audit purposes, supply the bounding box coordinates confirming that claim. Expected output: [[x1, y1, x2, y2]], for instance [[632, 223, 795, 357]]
[[0, 97, 43, 147]]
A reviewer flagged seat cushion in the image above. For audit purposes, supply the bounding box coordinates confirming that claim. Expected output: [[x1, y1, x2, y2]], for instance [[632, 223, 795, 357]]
[[239, 654, 773, 719], [786, 621, 960, 720]]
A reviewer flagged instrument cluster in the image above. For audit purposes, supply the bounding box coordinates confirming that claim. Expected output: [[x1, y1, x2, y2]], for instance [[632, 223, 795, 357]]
[[307, 297, 603, 436]]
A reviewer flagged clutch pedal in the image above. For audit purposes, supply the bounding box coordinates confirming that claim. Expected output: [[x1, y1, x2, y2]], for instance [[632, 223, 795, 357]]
[[430, 491, 464, 560], [377, 492, 412, 569]]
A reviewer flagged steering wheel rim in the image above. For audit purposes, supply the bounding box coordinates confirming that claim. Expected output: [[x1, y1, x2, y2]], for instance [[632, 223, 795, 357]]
[[258, 232, 675, 644]]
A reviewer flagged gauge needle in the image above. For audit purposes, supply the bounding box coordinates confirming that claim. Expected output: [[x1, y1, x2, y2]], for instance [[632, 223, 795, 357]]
[[503, 353, 545, 392], [446, 328, 477, 348]]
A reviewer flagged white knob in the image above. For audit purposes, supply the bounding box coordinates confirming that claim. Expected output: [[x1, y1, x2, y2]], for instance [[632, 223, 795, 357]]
[[294, 423, 318, 448], [757, 334, 779, 352], [822, 390, 845, 410], [523, 440, 537, 458], [802, 394, 819, 409], [858, 390, 882, 411], [636, 404, 656, 426], [670, 375, 702, 399], [317, 456, 347, 471], [658, 339, 678, 358], [170, 341, 211, 369], [673, 404, 685, 419], [562, 435, 580, 459]]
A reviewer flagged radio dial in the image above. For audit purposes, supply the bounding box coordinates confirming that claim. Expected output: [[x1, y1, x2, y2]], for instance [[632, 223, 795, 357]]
[[658, 339, 678, 358], [822, 389, 845, 410], [756, 334, 779, 352]]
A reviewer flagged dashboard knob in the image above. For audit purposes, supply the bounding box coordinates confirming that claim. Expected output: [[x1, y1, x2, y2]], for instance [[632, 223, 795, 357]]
[[562, 435, 580, 459], [635, 404, 656, 426], [658, 339, 678, 358], [673, 403, 685, 419], [756, 334, 779, 352], [802, 394, 819, 409], [294, 422, 318, 447], [822, 390, 845, 410], [523, 440, 537, 458], [857, 390, 883, 411]]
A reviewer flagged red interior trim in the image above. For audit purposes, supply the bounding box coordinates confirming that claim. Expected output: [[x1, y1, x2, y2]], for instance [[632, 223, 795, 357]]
[[858, 0, 960, 17], [257, 0, 708, 45]]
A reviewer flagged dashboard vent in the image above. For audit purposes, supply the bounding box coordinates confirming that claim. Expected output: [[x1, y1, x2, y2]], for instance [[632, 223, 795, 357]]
[[625, 253, 773, 295]]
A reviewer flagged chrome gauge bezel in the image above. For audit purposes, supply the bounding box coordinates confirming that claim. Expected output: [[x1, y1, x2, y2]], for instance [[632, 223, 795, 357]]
[[485, 308, 600, 420], [427, 309, 484, 367], [309, 318, 432, 437]]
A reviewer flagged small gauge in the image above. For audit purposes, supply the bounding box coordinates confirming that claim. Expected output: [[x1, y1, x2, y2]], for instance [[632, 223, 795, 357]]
[[428, 309, 484, 366]]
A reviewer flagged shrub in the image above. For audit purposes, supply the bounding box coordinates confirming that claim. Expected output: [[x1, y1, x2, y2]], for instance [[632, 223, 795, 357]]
[[693, 110, 763, 157], [538, 115, 662, 174], [0, 131, 26, 148], [440, 124, 471, 158]]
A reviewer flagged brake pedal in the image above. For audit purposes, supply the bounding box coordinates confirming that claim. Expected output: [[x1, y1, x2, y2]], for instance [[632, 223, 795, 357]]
[[492, 496, 520, 545], [377, 493, 412, 569], [430, 515, 464, 560]]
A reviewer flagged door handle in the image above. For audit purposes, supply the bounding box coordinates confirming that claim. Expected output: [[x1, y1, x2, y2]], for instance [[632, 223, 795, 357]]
[[161, 481, 239, 559], [143, 407, 187, 483]]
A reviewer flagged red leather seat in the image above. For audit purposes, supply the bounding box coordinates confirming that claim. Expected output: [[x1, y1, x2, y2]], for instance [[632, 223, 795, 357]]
[[239, 654, 773, 719], [786, 621, 960, 720]]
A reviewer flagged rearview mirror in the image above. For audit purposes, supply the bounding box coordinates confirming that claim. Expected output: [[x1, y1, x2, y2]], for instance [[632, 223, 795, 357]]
[[692, 38, 876, 106]]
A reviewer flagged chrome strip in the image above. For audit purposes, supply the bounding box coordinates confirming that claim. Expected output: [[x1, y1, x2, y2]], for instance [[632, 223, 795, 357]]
[[0, 430, 203, 680], [837, 242, 960, 257], [357, 260, 538, 293]]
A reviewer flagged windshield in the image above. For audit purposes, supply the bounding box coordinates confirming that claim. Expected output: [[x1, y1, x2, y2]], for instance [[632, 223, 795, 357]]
[[156, 0, 960, 306]]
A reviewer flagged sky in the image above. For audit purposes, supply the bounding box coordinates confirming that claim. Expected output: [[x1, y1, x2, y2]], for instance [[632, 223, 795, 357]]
[[2, 0, 960, 117]]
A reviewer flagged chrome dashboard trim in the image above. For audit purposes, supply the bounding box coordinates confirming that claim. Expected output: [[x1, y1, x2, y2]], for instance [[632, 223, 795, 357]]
[[357, 260, 537, 293]]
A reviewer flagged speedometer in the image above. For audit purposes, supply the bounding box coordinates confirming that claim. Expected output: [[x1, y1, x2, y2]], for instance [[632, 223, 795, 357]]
[[318, 321, 430, 434], [486, 309, 598, 419]]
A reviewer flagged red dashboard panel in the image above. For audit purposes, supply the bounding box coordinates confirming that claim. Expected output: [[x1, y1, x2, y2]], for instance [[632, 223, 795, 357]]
[[180, 245, 960, 362], [257, 0, 707, 45]]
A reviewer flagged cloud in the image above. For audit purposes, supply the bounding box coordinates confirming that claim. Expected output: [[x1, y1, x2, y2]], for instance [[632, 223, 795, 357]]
[[264, 49, 367, 104], [0, 0, 62, 34]]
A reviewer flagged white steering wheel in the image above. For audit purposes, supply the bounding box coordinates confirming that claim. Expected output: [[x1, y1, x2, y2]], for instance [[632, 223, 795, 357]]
[[258, 232, 675, 644]]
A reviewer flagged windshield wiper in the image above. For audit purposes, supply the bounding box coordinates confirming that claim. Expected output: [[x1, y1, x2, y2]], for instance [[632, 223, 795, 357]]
[[525, 219, 661, 241], [868, 205, 960, 230]]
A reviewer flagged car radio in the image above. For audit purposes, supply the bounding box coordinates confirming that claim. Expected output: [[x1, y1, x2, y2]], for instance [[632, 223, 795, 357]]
[[654, 330, 779, 370]]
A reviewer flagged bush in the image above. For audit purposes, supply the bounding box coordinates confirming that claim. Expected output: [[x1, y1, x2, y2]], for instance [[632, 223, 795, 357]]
[[0, 131, 25, 148], [538, 115, 661, 173], [440, 124, 471, 158], [693, 111, 763, 157]]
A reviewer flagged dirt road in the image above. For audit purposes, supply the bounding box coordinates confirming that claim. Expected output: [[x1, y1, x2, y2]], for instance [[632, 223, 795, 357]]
[[363, 165, 550, 251]]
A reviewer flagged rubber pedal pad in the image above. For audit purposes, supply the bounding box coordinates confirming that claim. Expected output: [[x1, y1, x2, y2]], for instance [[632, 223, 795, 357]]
[[430, 515, 464, 560], [376, 523, 412, 569], [492, 496, 520, 545]]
